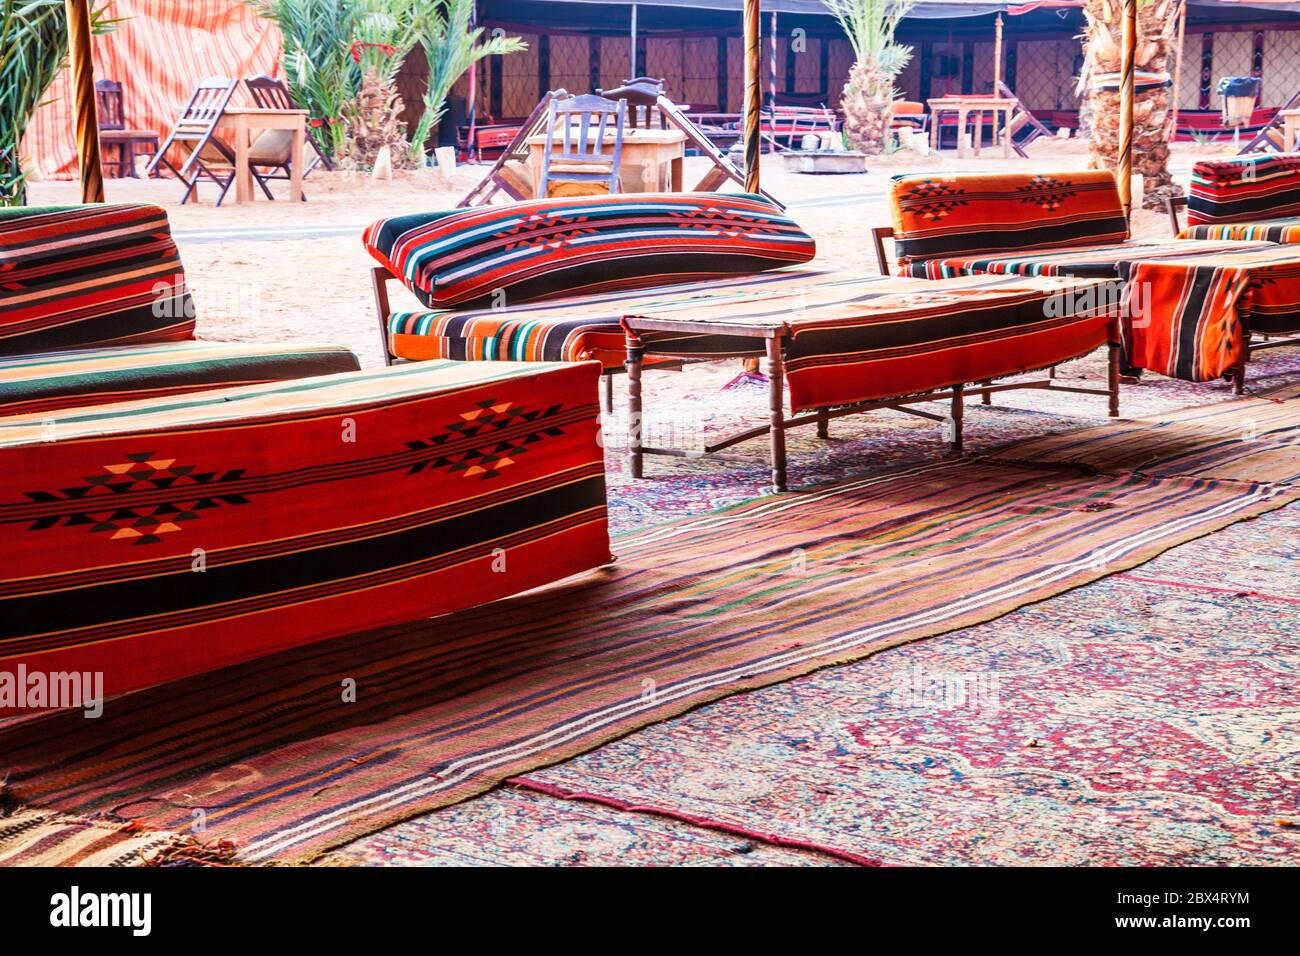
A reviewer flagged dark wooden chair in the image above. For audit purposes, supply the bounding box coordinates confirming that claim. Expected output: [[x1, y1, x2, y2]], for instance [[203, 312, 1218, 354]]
[[146, 77, 246, 205], [599, 77, 668, 130], [538, 93, 627, 198], [95, 80, 159, 178], [243, 75, 334, 173]]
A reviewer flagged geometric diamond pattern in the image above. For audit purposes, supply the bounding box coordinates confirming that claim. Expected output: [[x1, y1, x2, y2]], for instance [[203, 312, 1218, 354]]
[[23, 452, 249, 545], [405, 398, 568, 480], [1017, 174, 1076, 212], [904, 179, 968, 221]]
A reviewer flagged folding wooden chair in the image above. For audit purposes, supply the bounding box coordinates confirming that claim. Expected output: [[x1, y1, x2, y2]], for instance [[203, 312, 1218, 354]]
[[1238, 89, 1300, 154], [997, 81, 1052, 157], [538, 93, 627, 199], [95, 80, 159, 178], [243, 75, 335, 173], [146, 77, 246, 205]]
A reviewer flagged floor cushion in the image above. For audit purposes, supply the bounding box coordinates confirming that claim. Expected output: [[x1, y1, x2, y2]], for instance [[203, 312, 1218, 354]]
[[1187, 153, 1300, 227]]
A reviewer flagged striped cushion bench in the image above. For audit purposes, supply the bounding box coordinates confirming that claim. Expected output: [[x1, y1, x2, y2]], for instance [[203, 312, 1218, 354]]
[[0, 204, 194, 355], [0, 359, 610, 706], [1178, 219, 1300, 244], [888, 170, 1130, 270], [0, 341, 360, 418], [1184, 153, 1300, 230], [902, 238, 1276, 280], [364, 192, 816, 311]]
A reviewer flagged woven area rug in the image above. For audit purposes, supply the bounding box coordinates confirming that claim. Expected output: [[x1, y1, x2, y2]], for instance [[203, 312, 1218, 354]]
[[2, 375, 1297, 865]]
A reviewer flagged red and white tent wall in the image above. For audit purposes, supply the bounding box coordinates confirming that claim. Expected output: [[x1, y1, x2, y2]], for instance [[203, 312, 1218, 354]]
[[21, 0, 282, 181]]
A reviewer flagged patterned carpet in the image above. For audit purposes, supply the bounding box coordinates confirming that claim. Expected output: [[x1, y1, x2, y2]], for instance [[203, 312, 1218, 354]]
[[325, 349, 1300, 867]]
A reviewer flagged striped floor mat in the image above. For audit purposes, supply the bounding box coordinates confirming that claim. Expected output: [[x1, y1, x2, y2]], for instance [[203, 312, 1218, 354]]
[[2, 389, 1297, 864]]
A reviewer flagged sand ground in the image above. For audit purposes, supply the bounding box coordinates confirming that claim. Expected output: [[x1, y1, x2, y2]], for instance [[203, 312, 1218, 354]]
[[26, 137, 1246, 369]]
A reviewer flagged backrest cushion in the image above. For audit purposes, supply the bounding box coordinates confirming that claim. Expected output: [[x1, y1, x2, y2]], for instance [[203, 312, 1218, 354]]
[[363, 193, 816, 309], [1187, 153, 1300, 226], [0, 204, 193, 356], [888, 170, 1128, 266]]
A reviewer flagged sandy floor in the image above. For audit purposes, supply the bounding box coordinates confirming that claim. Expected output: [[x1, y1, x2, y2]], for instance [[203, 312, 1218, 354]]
[[26, 137, 1247, 369]]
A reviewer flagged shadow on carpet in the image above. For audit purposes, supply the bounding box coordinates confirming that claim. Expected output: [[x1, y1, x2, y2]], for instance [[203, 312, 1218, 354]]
[[2, 384, 1297, 864]]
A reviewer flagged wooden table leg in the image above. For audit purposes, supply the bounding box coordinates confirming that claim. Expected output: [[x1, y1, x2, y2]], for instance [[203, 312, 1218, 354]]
[[290, 123, 306, 202], [949, 382, 965, 453], [973, 111, 983, 157], [1108, 338, 1122, 417], [930, 110, 941, 152], [766, 334, 788, 493], [671, 151, 683, 191], [234, 115, 252, 204], [1002, 107, 1012, 158], [958, 108, 969, 157], [625, 332, 645, 479]]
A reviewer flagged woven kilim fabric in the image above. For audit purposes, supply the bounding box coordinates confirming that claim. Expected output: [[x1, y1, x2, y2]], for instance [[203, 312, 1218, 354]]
[[364, 193, 816, 310], [620, 271, 1117, 412], [392, 269, 1115, 407], [888, 170, 1130, 268], [0, 342, 359, 418], [1, 428, 1294, 861], [0, 205, 194, 355], [1179, 219, 1300, 244], [0, 360, 610, 703], [901, 239, 1276, 280], [1120, 246, 1300, 381], [1186, 154, 1300, 228]]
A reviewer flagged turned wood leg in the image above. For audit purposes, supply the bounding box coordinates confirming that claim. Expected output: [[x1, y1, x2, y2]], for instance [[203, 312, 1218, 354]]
[[949, 382, 965, 453], [626, 332, 645, 479], [980, 379, 993, 406], [1107, 340, 1121, 418], [767, 335, 788, 493], [816, 408, 829, 439], [601, 371, 614, 415]]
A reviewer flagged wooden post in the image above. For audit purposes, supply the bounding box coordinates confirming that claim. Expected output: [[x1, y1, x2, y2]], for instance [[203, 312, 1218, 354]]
[[1168, 0, 1187, 142], [1118, 0, 1136, 217], [994, 13, 1003, 92], [743, 0, 761, 193], [630, 3, 638, 77], [769, 11, 778, 112], [65, 0, 104, 203]]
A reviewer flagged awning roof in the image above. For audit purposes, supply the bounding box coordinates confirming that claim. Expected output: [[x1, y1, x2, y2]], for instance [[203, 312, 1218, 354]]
[[523, 0, 1300, 18]]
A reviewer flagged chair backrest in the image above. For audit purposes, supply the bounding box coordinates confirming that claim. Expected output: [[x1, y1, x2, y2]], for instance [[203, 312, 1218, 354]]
[[599, 77, 667, 129], [1187, 153, 1300, 226], [539, 94, 627, 196], [177, 77, 238, 133], [95, 80, 126, 131], [887, 170, 1129, 267], [244, 74, 296, 111]]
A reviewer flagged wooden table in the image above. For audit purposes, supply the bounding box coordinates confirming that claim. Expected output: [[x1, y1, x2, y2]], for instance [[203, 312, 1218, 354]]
[[926, 97, 1015, 158], [525, 128, 686, 197], [215, 107, 308, 204], [1281, 108, 1300, 151]]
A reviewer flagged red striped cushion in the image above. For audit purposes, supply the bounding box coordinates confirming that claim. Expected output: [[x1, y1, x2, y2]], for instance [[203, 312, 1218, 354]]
[[1187, 154, 1300, 227], [0, 204, 194, 355], [363, 193, 816, 309]]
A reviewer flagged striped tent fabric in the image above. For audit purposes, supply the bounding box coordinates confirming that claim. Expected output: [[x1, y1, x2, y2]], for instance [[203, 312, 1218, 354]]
[[1120, 246, 1300, 381], [364, 193, 817, 310], [395, 269, 1115, 411], [1184, 154, 1300, 230], [20, 0, 282, 180], [903, 238, 1277, 280], [0, 204, 195, 355], [0, 341, 360, 418], [888, 170, 1130, 268], [0, 360, 610, 705]]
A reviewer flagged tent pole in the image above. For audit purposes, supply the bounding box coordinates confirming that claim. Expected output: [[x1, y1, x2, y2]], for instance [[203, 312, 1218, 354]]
[[1118, 0, 1136, 217], [743, 0, 761, 192], [631, 3, 638, 77], [769, 11, 777, 111], [65, 0, 104, 203], [994, 13, 1003, 93], [1168, 0, 1187, 142]]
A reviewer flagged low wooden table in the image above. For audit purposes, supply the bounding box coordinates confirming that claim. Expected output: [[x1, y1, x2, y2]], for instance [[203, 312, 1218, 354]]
[[214, 107, 308, 204], [621, 271, 1120, 493], [1281, 108, 1300, 151], [525, 128, 686, 196], [927, 97, 1015, 158]]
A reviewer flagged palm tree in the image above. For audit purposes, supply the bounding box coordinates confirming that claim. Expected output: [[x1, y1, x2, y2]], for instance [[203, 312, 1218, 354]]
[[822, 0, 915, 154], [406, 0, 525, 163], [1080, 0, 1182, 208], [0, 0, 112, 205]]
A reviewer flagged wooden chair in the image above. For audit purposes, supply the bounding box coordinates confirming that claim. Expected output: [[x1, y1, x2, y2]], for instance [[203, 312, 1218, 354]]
[[1238, 90, 1300, 154], [599, 77, 669, 130], [996, 81, 1052, 157], [95, 80, 160, 178], [146, 77, 246, 205], [538, 93, 627, 199], [243, 75, 334, 173]]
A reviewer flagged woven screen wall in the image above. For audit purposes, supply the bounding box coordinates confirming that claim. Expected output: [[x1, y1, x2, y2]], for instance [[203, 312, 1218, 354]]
[[549, 34, 590, 95], [1013, 39, 1077, 111], [1262, 30, 1300, 107], [500, 32, 541, 117], [829, 38, 854, 107], [682, 37, 719, 108], [600, 36, 633, 92]]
